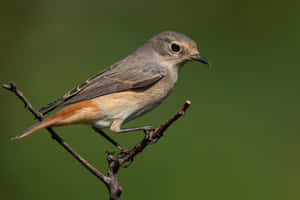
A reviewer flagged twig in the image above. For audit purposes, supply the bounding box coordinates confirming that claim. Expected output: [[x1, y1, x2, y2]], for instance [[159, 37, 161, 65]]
[[2, 83, 111, 192], [3, 82, 191, 200], [117, 101, 191, 167]]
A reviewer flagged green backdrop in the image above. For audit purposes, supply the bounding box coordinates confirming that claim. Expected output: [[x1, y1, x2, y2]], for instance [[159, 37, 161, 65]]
[[1, 0, 300, 199]]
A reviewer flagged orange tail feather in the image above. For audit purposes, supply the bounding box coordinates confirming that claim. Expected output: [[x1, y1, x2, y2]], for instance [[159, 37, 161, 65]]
[[11, 117, 60, 140], [11, 105, 72, 140], [11, 99, 98, 140]]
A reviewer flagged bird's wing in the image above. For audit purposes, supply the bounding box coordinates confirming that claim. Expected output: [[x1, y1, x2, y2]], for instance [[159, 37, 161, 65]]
[[39, 61, 166, 114]]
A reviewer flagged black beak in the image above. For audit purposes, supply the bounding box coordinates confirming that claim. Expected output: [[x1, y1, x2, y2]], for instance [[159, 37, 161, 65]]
[[191, 54, 209, 64]]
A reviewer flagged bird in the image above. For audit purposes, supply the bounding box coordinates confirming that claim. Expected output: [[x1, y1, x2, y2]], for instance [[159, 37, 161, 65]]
[[12, 31, 208, 149]]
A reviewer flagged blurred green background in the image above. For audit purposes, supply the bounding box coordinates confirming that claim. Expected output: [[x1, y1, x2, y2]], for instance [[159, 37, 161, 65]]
[[1, 0, 300, 199]]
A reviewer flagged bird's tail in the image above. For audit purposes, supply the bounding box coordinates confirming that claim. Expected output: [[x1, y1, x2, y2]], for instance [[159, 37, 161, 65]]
[[11, 105, 72, 140], [11, 117, 60, 140], [11, 99, 98, 140]]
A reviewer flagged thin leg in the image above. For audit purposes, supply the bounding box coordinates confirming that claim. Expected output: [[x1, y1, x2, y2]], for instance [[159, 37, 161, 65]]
[[110, 119, 157, 134], [92, 126, 127, 151], [117, 125, 157, 133]]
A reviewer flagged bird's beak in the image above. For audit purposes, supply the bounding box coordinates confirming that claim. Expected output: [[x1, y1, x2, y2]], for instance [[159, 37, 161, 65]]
[[190, 54, 209, 64]]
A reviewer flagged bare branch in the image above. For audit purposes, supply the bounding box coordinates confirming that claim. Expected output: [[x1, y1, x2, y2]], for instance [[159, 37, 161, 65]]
[[3, 82, 191, 200], [2, 83, 109, 186], [117, 100, 191, 167]]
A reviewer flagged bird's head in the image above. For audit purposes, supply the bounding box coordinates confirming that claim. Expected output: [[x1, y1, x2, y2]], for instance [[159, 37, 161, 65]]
[[148, 31, 209, 67]]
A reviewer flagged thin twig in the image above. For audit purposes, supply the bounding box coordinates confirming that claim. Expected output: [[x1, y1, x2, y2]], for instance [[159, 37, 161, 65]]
[[3, 82, 191, 200], [117, 101, 191, 167], [2, 83, 109, 184]]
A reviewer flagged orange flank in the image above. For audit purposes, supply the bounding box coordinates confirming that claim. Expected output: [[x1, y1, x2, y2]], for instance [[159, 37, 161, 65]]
[[53, 99, 99, 125], [12, 100, 99, 140]]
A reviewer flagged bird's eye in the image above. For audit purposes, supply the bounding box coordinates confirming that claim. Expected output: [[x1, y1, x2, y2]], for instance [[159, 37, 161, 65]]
[[170, 43, 181, 52]]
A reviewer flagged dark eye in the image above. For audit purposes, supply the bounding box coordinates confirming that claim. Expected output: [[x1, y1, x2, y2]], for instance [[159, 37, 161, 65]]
[[171, 43, 181, 52]]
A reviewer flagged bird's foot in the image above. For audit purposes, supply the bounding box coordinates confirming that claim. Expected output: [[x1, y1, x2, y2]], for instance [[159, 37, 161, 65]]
[[143, 126, 160, 144], [143, 126, 158, 135]]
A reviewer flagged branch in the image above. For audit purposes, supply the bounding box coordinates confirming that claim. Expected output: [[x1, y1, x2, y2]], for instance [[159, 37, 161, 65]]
[[3, 82, 191, 200], [117, 101, 191, 167], [2, 83, 113, 194]]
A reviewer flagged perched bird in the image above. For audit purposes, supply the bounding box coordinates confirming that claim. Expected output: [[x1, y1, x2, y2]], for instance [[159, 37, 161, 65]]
[[12, 31, 208, 149]]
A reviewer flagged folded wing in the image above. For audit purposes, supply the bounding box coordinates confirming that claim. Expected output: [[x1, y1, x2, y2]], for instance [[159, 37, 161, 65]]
[[39, 61, 166, 115]]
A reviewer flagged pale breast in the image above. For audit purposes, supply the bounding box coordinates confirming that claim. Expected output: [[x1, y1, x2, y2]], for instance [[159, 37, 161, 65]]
[[92, 69, 178, 125]]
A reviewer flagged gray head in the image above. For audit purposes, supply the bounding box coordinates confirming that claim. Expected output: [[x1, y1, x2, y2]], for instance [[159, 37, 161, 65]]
[[146, 31, 208, 66]]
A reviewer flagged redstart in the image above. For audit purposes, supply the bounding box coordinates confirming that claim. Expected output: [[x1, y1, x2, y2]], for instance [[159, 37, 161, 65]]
[[12, 31, 208, 148]]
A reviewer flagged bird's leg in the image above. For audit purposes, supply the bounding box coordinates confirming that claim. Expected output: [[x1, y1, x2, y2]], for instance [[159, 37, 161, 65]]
[[111, 119, 157, 134], [92, 126, 128, 152], [116, 125, 157, 133]]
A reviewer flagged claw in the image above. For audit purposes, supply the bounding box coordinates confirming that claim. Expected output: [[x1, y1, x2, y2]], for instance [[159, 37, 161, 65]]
[[144, 126, 158, 136]]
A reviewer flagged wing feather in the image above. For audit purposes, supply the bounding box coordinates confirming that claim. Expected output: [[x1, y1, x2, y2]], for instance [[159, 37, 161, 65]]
[[39, 62, 165, 114]]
